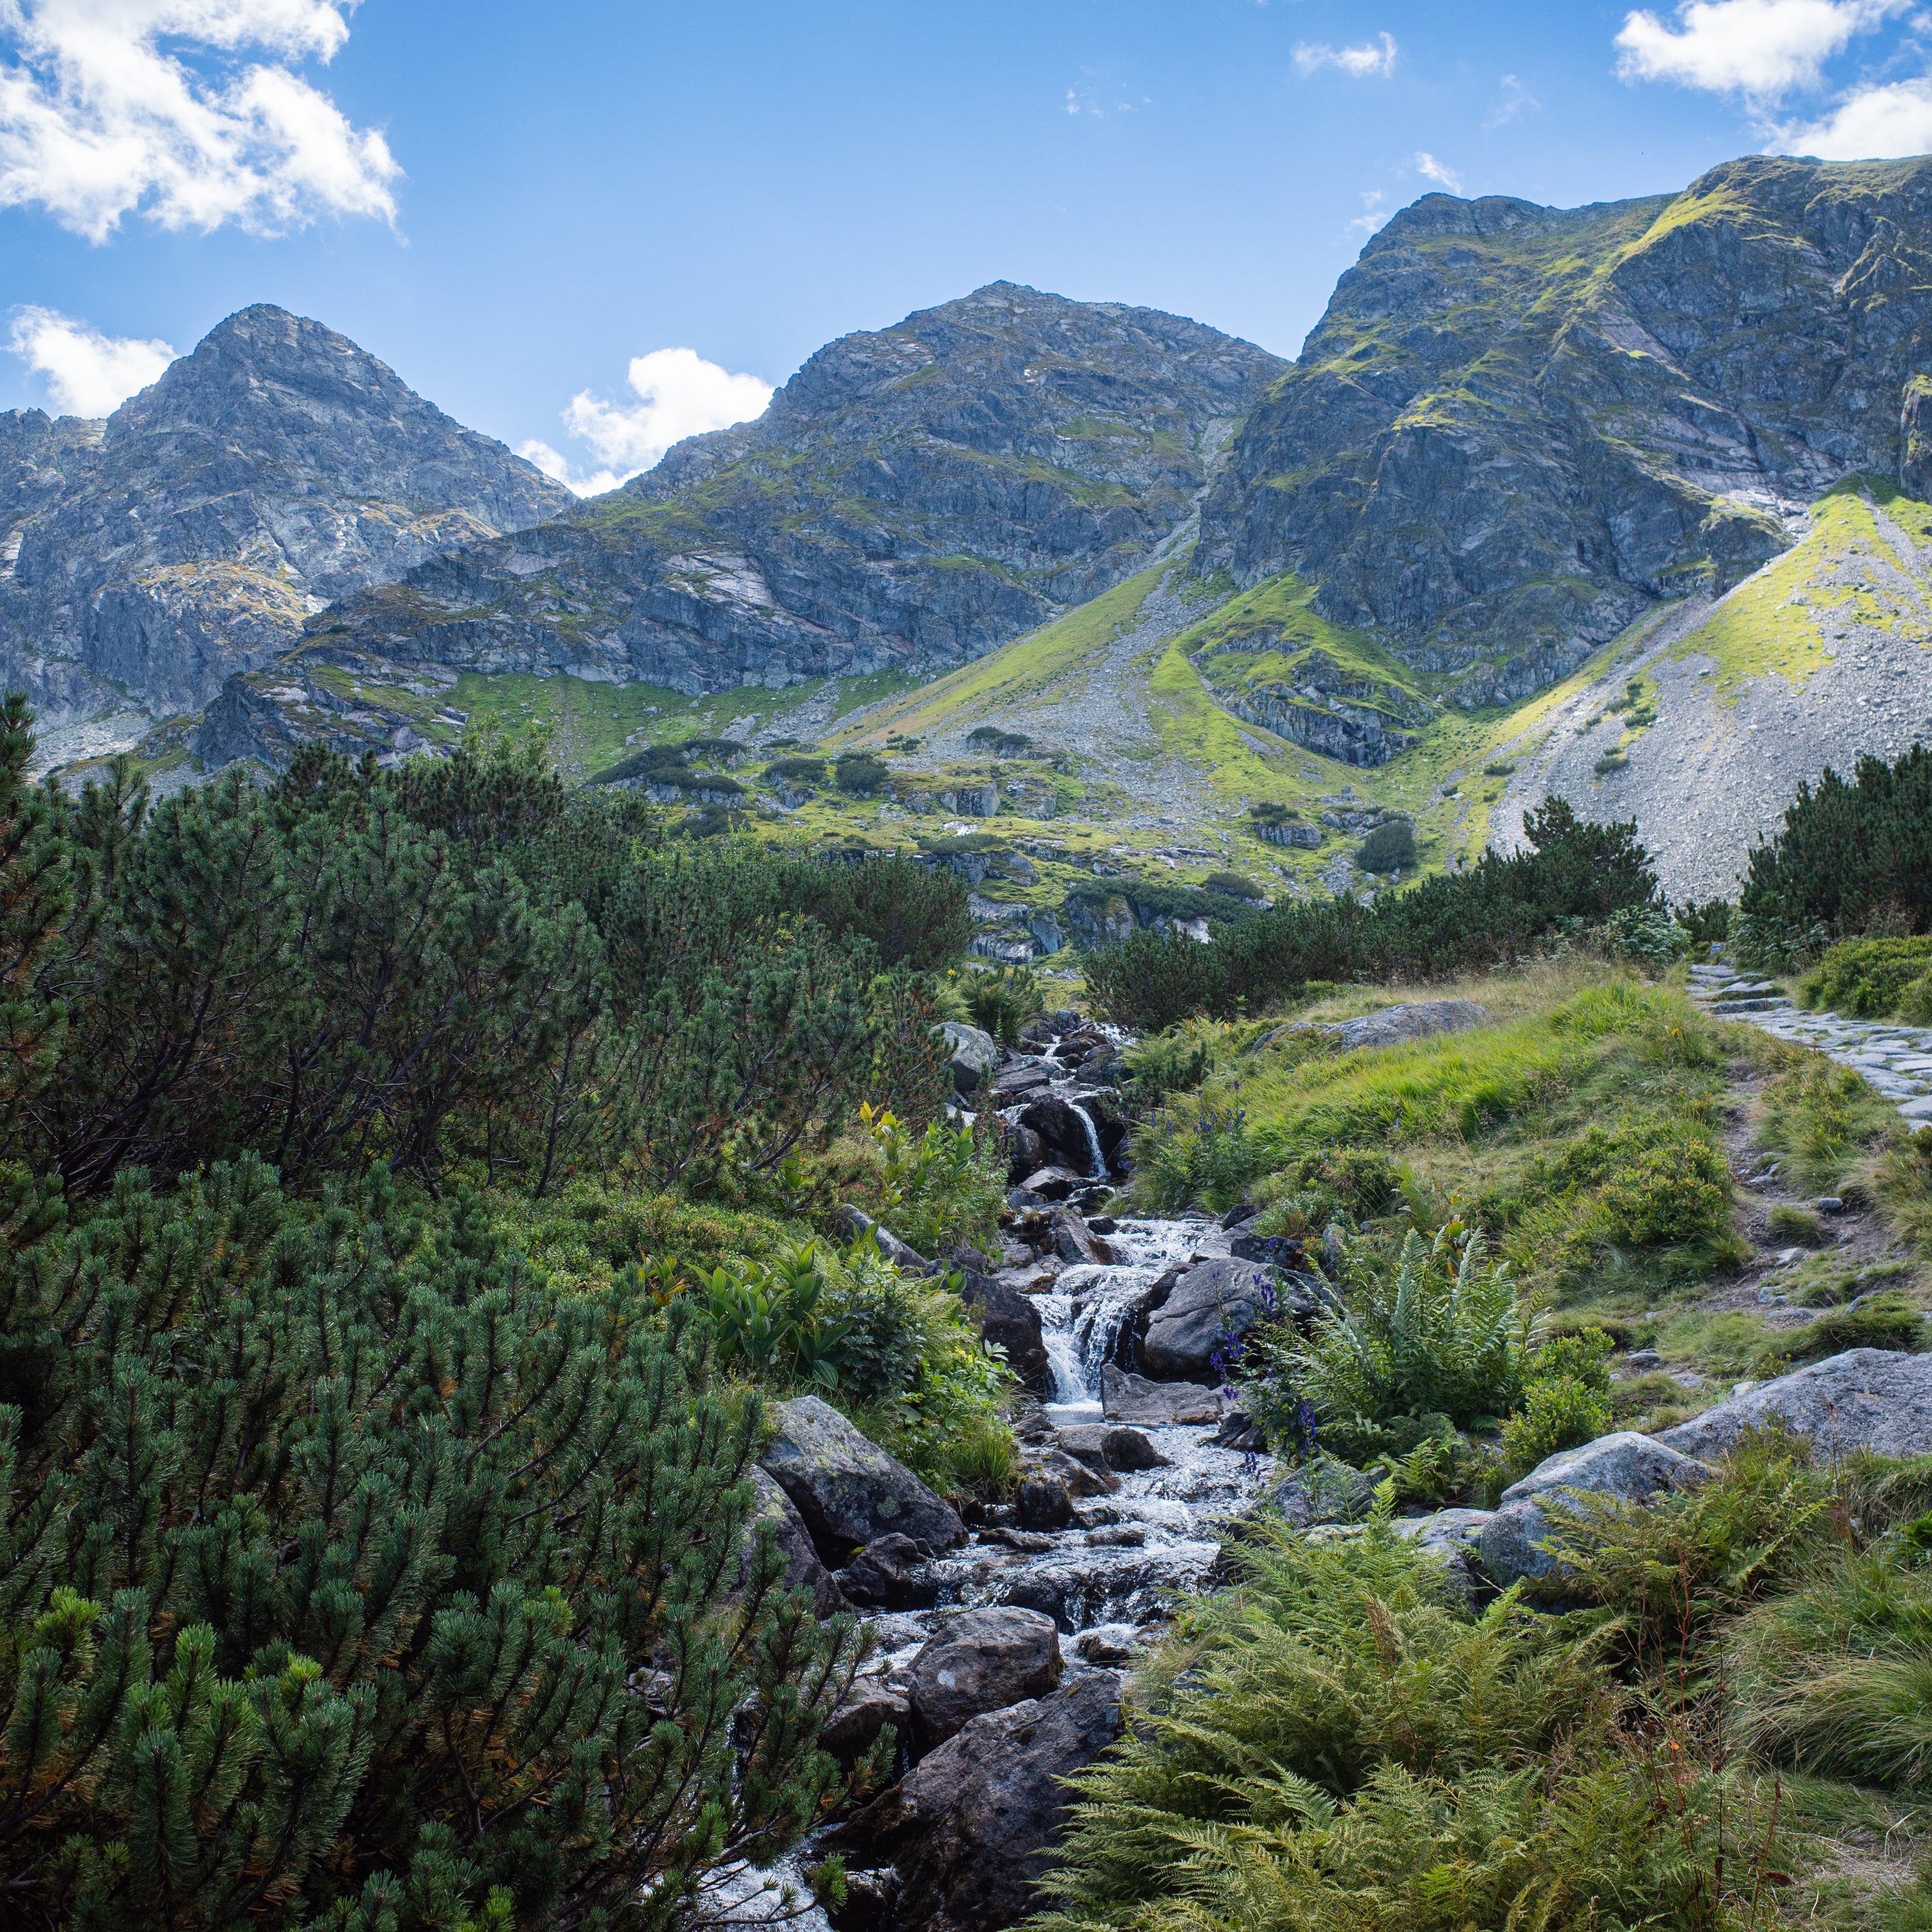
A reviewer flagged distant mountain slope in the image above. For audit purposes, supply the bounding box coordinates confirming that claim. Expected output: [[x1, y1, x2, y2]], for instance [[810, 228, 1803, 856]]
[[0, 305, 570, 722], [301, 282, 1285, 693], [1197, 155, 1932, 706], [1486, 481, 1932, 900]]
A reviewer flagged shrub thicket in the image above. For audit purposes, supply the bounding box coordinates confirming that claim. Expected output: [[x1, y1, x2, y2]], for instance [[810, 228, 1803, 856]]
[[0, 696, 992, 1925], [1085, 799, 1657, 1029], [1800, 934, 1932, 1018], [1357, 818, 1415, 873], [1739, 741, 1932, 951], [0, 1159, 870, 1930], [0, 715, 964, 1202]]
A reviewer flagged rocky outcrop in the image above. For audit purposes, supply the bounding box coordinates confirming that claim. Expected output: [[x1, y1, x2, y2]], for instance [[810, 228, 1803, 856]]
[[298, 284, 1283, 706], [1656, 1347, 1932, 1462], [1141, 1258, 1299, 1381], [1330, 1000, 1493, 1050], [1196, 155, 1932, 704], [939, 1021, 999, 1095], [0, 305, 567, 726], [759, 1395, 965, 1564]]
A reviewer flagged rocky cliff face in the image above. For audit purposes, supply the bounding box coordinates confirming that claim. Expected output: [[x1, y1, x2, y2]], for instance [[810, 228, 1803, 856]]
[[303, 283, 1285, 694], [0, 305, 569, 721], [1197, 155, 1932, 705]]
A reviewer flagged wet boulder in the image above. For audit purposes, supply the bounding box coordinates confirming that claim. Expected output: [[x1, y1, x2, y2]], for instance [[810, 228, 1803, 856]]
[[1025, 1444, 1119, 1499], [1101, 1363, 1222, 1425], [1018, 1095, 1102, 1175], [956, 1271, 1051, 1396], [822, 1681, 911, 1766], [835, 1533, 942, 1610], [907, 1607, 1064, 1745], [1017, 1165, 1082, 1202], [1054, 1423, 1169, 1473], [761, 1395, 965, 1565], [1141, 1258, 1286, 1380], [1048, 1208, 1106, 1265], [826, 1674, 1125, 1932]]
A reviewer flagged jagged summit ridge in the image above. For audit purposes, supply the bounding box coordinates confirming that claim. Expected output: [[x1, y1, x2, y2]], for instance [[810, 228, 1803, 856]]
[[296, 283, 1286, 696], [0, 304, 569, 722], [1197, 153, 1932, 706]]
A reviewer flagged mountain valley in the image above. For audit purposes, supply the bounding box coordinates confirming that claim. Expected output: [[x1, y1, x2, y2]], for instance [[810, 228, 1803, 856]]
[[9, 152, 1932, 942]]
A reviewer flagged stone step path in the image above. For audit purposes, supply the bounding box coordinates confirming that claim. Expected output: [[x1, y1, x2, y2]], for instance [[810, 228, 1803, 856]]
[[1689, 961, 1932, 1122]]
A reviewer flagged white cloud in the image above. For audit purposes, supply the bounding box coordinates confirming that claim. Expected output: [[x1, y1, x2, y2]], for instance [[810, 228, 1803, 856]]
[[1293, 32, 1397, 77], [1346, 189, 1390, 237], [524, 346, 773, 497], [1414, 150, 1465, 192], [0, 0, 401, 242], [1614, 0, 1905, 102], [8, 304, 175, 413], [1775, 73, 1932, 150], [1484, 73, 1540, 128]]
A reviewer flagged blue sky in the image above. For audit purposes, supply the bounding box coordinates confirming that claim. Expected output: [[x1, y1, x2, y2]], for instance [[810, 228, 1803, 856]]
[[5, 0, 1932, 491]]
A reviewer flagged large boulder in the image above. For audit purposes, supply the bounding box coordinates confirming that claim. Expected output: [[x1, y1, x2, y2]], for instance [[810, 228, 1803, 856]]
[[907, 1607, 1064, 1745], [1101, 1363, 1223, 1425], [956, 1271, 1051, 1394], [828, 1675, 1124, 1932], [1656, 1348, 1932, 1462], [1331, 1000, 1493, 1050], [1141, 1258, 1284, 1380], [1478, 1431, 1711, 1586], [1392, 1507, 1495, 1600], [940, 1021, 1000, 1096], [745, 1470, 849, 1616], [834, 1532, 942, 1610], [760, 1396, 965, 1566], [1018, 1096, 1102, 1176]]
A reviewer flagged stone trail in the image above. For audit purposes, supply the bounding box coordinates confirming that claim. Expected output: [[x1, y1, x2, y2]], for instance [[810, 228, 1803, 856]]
[[1688, 958, 1932, 1123]]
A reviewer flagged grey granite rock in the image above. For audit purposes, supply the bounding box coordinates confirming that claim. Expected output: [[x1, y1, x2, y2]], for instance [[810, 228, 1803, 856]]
[[907, 1607, 1064, 1744], [1195, 155, 1932, 710], [759, 1394, 965, 1564], [1656, 1347, 1932, 1461], [1, 305, 567, 728], [1142, 1257, 1288, 1381], [1478, 1431, 1712, 1586], [827, 1674, 1124, 1932], [296, 283, 1284, 710]]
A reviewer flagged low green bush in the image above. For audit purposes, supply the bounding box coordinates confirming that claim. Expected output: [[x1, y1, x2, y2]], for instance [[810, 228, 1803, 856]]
[[1756, 1056, 1900, 1194], [1202, 869, 1265, 900], [1740, 741, 1932, 940], [1358, 819, 1416, 873], [1084, 799, 1660, 1029], [1799, 935, 1932, 1016], [1241, 1226, 1528, 1461], [1772, 1289, 1926, 1367], [835, 751, 888, 793], [1132, 1099, 1270, 1214], [960, 963, 1043, 1045]]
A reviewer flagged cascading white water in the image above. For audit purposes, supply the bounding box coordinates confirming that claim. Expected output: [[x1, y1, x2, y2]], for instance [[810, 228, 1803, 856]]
[[1034, 1219, 1219, 1421], [1067, 1102, 1106, 1179]]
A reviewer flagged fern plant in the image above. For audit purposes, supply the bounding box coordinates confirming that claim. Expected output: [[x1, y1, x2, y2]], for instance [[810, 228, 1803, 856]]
[[1244, 1225, 1532, 1461]]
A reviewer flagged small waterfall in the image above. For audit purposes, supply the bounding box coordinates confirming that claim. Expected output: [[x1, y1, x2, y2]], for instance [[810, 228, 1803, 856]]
[[1068, 1103, 1106, 1179]]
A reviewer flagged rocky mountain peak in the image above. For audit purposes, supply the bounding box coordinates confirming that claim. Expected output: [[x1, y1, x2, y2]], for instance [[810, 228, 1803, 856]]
[[1196, 152, 1932, 706], [0, 307, 571, 726]]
